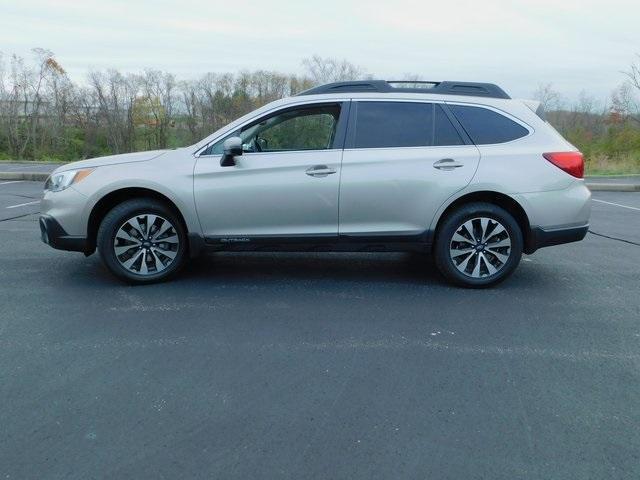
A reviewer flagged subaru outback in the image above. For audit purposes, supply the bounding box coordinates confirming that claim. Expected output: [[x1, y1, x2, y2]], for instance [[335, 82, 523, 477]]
[[40, 80, 591, 287]]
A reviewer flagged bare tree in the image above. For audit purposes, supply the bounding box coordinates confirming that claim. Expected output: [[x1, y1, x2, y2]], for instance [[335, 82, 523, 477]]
[[0, 52, 8, 155], [610, 82, 638, 124], [88, 69, 138, 153], [0, 49, 66, 159], [620, 55, 640, 124], [136, 69, 176, 149], [398, 73, 422, 81], [575, 90, 597, 115], [302, 55, 366, 84], [179, 79, 200, 142], [532, 83, 564, 112], [73, 85, 101, 158], [623, 54, 640, 92], [250, 70, 289, 105]]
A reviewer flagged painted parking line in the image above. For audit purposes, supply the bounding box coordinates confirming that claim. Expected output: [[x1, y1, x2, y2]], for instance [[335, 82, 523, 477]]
[[6, 200, 40, 209], [592, 198, 640, 212], [0, 181, 24, 186]]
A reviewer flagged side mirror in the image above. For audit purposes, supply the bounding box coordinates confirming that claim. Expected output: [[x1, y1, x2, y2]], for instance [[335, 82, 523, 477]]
[[220, 136, 243, 167]]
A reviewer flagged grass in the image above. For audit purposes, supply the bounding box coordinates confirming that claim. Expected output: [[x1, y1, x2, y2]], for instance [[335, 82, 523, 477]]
[[584, 153, 640, 176], [0, 158, 67, 164]]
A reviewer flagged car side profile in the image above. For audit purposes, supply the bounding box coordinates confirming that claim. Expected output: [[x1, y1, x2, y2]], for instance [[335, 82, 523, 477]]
[[40, 80, 591, 287]]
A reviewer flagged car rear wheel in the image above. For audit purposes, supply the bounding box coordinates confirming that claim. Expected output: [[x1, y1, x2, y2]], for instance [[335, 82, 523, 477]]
[[434, 202, 523, 288], [97, 198, 187, 284]]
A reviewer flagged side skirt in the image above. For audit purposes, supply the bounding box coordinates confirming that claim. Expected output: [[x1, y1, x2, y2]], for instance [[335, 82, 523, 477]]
[[199, 233, 433, 253]]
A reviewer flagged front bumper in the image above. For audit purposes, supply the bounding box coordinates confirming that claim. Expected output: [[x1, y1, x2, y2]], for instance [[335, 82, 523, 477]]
[[40, 215, 89, 253]]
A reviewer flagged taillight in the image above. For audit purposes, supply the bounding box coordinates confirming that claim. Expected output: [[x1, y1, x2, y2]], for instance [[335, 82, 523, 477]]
[[543, 152, 584, 178]]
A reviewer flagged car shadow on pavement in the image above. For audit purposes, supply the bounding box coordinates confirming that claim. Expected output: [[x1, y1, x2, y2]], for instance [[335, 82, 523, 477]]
[[54, 250, 551, 291], [181, 251, 448, 287], [47, 251, 446, 289], [176, 251, 553, 292]]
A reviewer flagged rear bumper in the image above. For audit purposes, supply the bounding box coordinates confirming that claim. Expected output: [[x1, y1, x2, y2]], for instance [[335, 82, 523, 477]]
[[526, 224, 589, 253], [40, 215, 89, 253]]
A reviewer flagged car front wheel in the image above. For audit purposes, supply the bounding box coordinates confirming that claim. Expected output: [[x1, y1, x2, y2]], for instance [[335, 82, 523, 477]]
[[97, 198, 187, 284], [434, 202, 523, 288]]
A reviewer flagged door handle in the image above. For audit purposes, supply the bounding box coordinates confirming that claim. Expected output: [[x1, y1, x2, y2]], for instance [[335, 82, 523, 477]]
[[305, 165, 337, 177], [433, 158, 464, 170]]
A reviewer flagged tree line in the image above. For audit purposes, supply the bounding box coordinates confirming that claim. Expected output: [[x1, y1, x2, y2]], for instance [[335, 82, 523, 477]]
[[0, 51, 364, 161], [533, 62, 640, 175], [0, 48, 639, 174]]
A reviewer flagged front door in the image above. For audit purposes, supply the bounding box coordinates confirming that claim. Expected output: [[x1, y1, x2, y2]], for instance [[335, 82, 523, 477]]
[[194, 102, 347, 241]]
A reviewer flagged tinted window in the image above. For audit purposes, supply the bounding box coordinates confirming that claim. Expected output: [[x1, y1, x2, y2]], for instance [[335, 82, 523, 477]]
[[434, 105, 463, 146], [449, 105, 528, 144], [354, 102, 433, 148]]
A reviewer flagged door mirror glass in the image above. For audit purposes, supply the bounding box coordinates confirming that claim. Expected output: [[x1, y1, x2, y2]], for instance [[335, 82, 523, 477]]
[[221, 136, 243, 166]]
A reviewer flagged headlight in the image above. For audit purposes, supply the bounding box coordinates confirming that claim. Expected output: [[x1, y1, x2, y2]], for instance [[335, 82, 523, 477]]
[[44, 168, 94, 192]]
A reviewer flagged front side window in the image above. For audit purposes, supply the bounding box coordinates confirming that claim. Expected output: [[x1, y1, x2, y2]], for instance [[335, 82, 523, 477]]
[[449, 105, 529, 144], [206, 104, 341, 155]]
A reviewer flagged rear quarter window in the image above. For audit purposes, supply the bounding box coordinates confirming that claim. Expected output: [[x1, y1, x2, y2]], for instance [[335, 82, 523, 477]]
[[449, 105, 529, 144]]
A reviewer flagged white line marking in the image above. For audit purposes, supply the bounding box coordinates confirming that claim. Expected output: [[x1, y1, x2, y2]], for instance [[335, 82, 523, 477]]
[[0, 181, 24, 185], [593, 198, 640, 212], [6, 200, 40, 209]]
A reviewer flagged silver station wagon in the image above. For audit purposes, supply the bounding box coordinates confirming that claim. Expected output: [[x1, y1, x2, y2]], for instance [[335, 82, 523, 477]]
[[40, 80, 591, 287]]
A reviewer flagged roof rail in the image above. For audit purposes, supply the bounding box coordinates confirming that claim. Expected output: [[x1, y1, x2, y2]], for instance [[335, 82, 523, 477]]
[[296, 80, 511, 99]]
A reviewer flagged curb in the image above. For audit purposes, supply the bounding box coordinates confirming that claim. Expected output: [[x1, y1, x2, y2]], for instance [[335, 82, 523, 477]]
[[0, 172, 49, 182], [0, 160, 65, 164], [586, 183, 640, 192]]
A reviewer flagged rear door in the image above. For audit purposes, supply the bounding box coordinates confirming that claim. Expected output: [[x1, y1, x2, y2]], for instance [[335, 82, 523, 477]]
[[338, 100, 480, 237]]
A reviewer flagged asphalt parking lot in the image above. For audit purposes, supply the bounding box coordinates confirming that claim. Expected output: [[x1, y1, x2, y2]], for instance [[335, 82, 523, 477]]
[[1, 181, 639, 479]]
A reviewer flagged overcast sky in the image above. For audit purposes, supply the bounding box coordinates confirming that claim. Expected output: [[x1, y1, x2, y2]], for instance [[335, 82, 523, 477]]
[[1, 0, 639, 103]]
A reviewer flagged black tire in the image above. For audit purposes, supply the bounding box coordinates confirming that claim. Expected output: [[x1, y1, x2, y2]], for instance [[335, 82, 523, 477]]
[[434, 202, 523, 288], [96, 198, 188, 284]]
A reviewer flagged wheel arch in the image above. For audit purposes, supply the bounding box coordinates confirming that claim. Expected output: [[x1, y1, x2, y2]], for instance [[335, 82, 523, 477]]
[[432, 190, 535, 254], [86, 187, 190, 255]]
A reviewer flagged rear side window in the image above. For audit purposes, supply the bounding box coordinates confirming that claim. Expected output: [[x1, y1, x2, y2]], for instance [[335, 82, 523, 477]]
[[353, 102, 464, 148], [354, 102, 433, 148], [449, 105, 529, 144]]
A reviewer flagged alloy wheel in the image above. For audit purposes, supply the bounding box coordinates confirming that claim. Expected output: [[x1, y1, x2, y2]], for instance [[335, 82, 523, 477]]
[[449, 217, 512, 279], [113, 214, 179, 275]]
